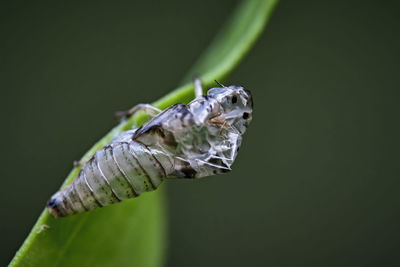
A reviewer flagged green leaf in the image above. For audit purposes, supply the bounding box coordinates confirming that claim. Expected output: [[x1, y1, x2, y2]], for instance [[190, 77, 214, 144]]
[[9, 0, 279, 266]]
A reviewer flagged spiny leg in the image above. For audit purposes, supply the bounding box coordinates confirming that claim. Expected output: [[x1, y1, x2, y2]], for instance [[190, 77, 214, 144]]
[[115, 104, 161, 121]]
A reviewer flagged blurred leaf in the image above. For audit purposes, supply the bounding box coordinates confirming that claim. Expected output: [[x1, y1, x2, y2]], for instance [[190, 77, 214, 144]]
[[9, 0, 279, 266]]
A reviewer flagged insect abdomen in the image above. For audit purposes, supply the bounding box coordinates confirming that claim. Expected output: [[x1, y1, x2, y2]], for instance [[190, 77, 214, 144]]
[[48, 141, 167, 218]]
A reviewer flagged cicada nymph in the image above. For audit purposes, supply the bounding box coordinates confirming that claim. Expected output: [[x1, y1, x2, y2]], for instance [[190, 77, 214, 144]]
[[47, 78, 253, 217]]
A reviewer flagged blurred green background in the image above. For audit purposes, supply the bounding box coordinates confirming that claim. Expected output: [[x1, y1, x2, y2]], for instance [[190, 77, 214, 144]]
[[1, 0, 400, 266]]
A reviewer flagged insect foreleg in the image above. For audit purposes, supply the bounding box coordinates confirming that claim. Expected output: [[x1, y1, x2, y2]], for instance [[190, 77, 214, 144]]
[[115, 104, 161, 121]]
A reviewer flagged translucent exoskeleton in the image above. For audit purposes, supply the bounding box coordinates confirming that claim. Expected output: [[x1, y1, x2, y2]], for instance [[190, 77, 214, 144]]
[[47, 78, 253, 217]]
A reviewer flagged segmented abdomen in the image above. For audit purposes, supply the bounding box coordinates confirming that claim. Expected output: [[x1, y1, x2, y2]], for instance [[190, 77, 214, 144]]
[[48, 141, 168, 218]]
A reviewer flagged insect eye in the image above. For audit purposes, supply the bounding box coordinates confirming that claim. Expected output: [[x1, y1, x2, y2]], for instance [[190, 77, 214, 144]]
[[242, 112, 249, 119], [231, 96, 237, 104]]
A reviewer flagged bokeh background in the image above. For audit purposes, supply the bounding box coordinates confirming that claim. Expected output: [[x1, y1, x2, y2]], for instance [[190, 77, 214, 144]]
[[1, 0, 400, 266]]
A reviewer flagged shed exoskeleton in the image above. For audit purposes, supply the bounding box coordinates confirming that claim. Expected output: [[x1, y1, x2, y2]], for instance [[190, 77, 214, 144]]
[[47, 78, 253, 217]]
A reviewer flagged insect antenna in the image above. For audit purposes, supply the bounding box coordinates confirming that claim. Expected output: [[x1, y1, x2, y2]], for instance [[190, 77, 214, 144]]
[[215, 80, 226, 87]]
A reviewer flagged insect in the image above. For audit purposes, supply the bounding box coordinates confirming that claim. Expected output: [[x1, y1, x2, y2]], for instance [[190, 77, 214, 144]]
[[47, 78, 253, 218]]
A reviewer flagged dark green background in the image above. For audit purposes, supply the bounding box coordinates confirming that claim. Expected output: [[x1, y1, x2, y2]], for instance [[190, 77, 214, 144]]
[[1, 0, 400, 266]]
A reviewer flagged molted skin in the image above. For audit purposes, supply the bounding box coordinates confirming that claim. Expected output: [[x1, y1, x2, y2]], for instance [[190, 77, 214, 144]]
[[48, 84, 253, 218]]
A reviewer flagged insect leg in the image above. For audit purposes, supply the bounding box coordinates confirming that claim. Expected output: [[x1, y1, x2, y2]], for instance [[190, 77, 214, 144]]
[[115, 104, 161, 121], [195, 158, 231, 177], [194, 77, 203, 98]]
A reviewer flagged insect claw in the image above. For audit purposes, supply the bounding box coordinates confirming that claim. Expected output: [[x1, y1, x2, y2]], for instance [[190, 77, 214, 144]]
[[73, 160, 82, 167], [37, 224, 50, 234], [114, 111, 128, 121]]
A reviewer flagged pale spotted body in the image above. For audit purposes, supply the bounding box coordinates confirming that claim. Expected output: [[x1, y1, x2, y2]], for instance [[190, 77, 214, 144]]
[[48, 79, 253, 217]]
